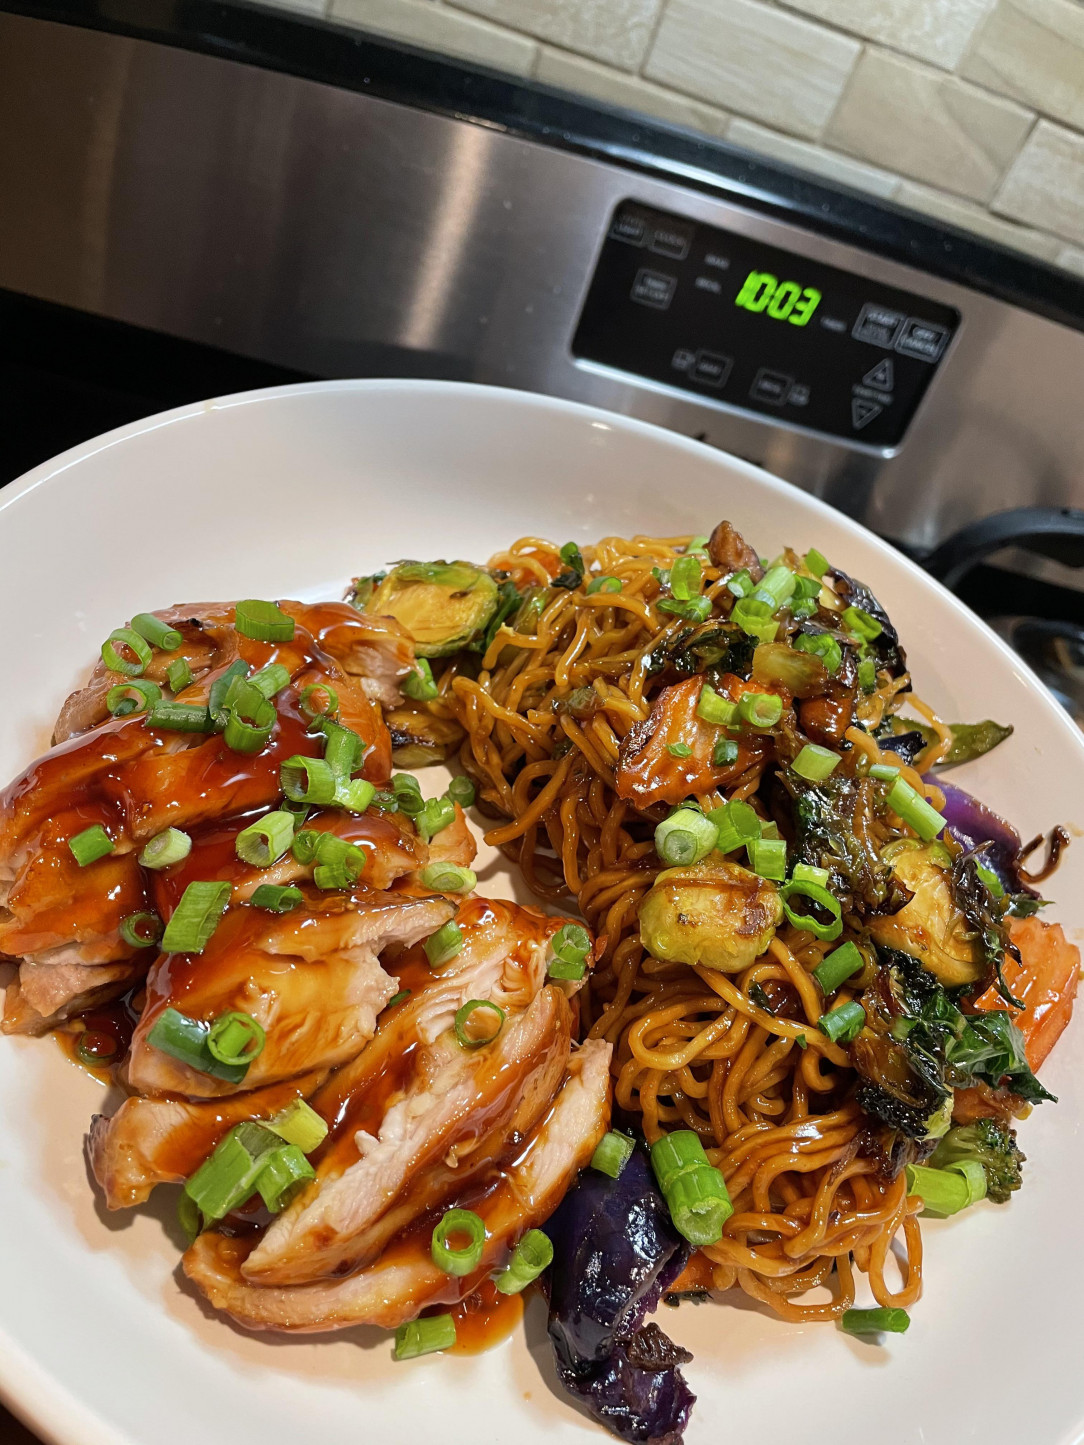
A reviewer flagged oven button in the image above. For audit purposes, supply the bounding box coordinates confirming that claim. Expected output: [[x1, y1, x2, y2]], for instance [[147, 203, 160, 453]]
[[650, 225, 692, 260], [851, 398, 883, 429], [896, 318, 949, 361], [750, 369, 792, 405], [788, 383, 810, 406], [671, 348, 696, 372], [610, 212, 647, 245], [630, 268, 677, 309], [690, 350, 733, 387], [852, 303, 906, 348], [863, 359, 894, 390]]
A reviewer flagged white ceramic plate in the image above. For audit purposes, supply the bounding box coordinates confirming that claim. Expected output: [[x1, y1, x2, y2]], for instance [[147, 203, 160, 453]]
[[2, 380, 1082, 1445]]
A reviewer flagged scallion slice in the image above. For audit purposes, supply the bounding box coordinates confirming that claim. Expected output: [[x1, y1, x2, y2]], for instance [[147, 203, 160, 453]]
[[812, 940, 864, 995], [586, 575, 622, 595], [224, 697, 276, 755], [858, 657, 878, 693], [447, 774, 475, 807], [650, 1130, 733, 1247], [393, 1315, 456, 1360], [869, 762, 900, 781], [726, 568, 754, 598], [590, 1130, 635, 1179], [494, 1229, 553, 1295], [247, 663, 291, 700], [818, 999, 866, 1044], [736, 691, 783, 729], [669, 554, 702, 601], [655, 809, 718, 867], [416, 796, 455, 841], [886, 777, 945, 842], [696, 683, 737, 726], [548, 921, 591, 980], [314, 717, 364, 779], [424, 920, 464, 968], [431, 1207, 486, 1276], [708, 798, 761, 855], [792, 862, 830, 886], [161, 880, 231, 954], [207, 660, 250, 729], [68, 824, 114, 867], [281, 755, 337, 805], [667, 742, 692, 758], [792, 743, 840, 781], [255, 1142, 316, 1212], [779, 877, 843, 941], [119, 911, 163, 948], [454, 999, 505, 1050], [106, 679, 162, 717], [182, 1120, 281, 1223], [793, 632, 842, 674], [419, 862, 477, 894], [235, 599, 295, 642], [131, 612, 182, 652], [236, 811, 295, 867], [840, 1307, 910, 1336], [147, 1006, 249, 1082], [841, 605, 882, 642], [250, 883, 303, 912], [746, 837, 786, 881], [804, 547, 829, 578], [658, 595, 712, 624], [713, 737, 739, 767], [335, 778, 376, 813], [206, 1011, 266, 1068], [101, 627, 152, 677], [145, 700, 213, 733], [268, 1098, 328, 1153], [387, 989, 411, 1009], [752, 565, 796, 611], [402, 659, 439, 702], [731, 597, 778, 644], [299, 682, 339, 720], [139, 827, 192, 870], [167, 656, 193, 693]]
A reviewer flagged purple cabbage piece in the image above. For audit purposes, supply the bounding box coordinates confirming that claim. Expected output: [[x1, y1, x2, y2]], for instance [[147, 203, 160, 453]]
[[926, 774, 1028, 894], [545, 1146, 694, 1445]]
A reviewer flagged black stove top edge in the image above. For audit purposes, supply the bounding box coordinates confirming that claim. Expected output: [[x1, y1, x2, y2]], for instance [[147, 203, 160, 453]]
[[3, 0, 1083, 334]]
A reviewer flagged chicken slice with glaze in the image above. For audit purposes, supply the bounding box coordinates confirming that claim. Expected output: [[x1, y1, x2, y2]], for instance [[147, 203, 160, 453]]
[[182, 1038, 612, 1332]]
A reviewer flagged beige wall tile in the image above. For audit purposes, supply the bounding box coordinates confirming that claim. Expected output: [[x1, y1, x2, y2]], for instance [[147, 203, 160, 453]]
[[644, 0, 859, 141], [775, 0, 992, 70], [534, 48, 730, 133], [1056, 244, 1084, 277], [826, 50, 1034, 203], [726, 117, 900, 198], [330, 0, 537, 73], [895, 180, 1061, 260], [960, 0, 1084, 130], [446, 0, 662, 69], [993, 120, 1084, 245]]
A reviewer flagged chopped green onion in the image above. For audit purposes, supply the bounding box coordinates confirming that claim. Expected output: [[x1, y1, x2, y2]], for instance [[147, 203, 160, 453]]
[[431, 1207, 486, 1276], [392, 772, 424, 815], [650, 1130, 734, 1246], [841, 605, 882, 642], [182, 1122, 275, 1222], [559, 541, 586, 578], [393, 1315, 457, 1360], [804, 548, 829, 578], [68, 824, 115, 867], [281, 755, 337, 805], [548, 921, 591, 980], [726, 568, 755, 598], [869, 762, 900, 781], [299, 682, 339, 720], [235, 811, 294, 867], [812, 940, 864, 995], [161, 880, 232, 954], [417, 796, 455, 841], [120, 911, 163, 948], [657, 596, 712, 623], [713, 737, 739, 767], [731, 598, 778, 644], [494, 1229, 553, 1294], [420, 862, 477, 893], [166, 657, 193, 693], [207, 660, 250, 729], [818, 999, 866, 1044], [101, 627, 152, 677], [793, 632, 842, 674], [425, 920, 464, 968], [737, 692, 783, 729], [131, 612, 182, 652], [387, 989, 411, 1008], [792, 862, 830, 886], [147, 1006, 248, 1082], [454, 999, 505, 1050], [290, 829, 321, 865], [841, 1307, 910, 1336], [905, 1161, 986, 1218], [106, 679, 162, 717], [760, 819, 781, 840], [746, 837, 786, 881], [403, 659, 439, 702], [792, 744, 840, 781], [206, 1011, 266, 1068], [669, 554, 702, 601], [335, 778, 376, 813], [268, 1099, 328, 1153], [139, 827, 192, 870], [667, 742, 693, 758], [779, 878, 843, 941], [753, 565, 796, 610], [586, 575, 622, 595], [312, 861, 357, 890], [447, 774, 476, 807], [255, 1142, 316, 1212], [655, 809, 718, 867], [145, 700, 213, 733], [793, 575, 822, 603], [886, 777, 945, 841], [250, 883, 303, 912], [697, 683, 737, 726], [247, 663, 291, 700], [975, 863, 1005, 898], [590, 1130, 635, 1179], [223, 696, 276, 755], [315, 718, 365, 779], [858, 657, 878, 693], [235, 599, 295, 642], [178, 1190, 201, 1244], [686, 534, 710, 556], [708, 798, 762, 854]]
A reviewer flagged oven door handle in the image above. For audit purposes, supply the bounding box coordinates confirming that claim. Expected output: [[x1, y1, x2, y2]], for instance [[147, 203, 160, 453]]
[[923, 507, 1084, 591]]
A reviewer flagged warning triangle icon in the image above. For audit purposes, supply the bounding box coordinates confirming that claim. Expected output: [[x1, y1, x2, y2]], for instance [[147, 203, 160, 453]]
[[863, 359, 894, 390], [852, 398, 882, 430]]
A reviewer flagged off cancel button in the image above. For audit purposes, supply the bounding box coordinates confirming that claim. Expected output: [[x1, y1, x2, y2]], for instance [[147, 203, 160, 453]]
[[896, 317, 950, 361], [630, 267, 677, 309]]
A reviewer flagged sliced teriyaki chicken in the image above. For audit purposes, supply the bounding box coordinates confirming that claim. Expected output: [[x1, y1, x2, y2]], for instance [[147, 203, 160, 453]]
[[127, 888, 454, 1098], [88, 1070, 326, 1209], [182, 1038, 612, 1332], [243, 896, 578, 1284], [282, 602, 416, 710], [244, 984, 571, 1285]]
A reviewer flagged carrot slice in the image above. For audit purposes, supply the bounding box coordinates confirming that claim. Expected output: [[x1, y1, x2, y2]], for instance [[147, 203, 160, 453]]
[[973, 916, 1081, 1070]]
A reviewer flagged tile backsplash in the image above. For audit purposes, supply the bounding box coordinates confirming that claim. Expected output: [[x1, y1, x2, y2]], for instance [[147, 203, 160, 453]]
[[266, 0, 1084, 273]]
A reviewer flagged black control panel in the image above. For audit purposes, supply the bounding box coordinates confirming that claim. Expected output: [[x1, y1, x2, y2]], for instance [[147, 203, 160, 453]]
[[572, 201, 961, 448]]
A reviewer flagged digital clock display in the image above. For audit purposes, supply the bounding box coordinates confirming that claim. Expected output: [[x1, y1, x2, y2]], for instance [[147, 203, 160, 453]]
[[734, 270, 821, 327]]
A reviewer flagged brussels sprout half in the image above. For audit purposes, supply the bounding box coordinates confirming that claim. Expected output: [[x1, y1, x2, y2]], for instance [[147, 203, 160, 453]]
[[360, 561, 499, 657]]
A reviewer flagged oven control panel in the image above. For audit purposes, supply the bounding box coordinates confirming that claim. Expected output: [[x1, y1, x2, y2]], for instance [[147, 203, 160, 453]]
[[572, 201, 960, 448]]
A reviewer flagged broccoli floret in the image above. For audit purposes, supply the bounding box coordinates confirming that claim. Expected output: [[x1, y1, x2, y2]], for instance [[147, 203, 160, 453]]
[[929, 1120, 1025, 1204]]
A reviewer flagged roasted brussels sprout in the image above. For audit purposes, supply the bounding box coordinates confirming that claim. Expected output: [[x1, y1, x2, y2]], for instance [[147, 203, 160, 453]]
[[639, 860, 782, 973], [869, 844, 985, 989], [359, 561, 499, 657]]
